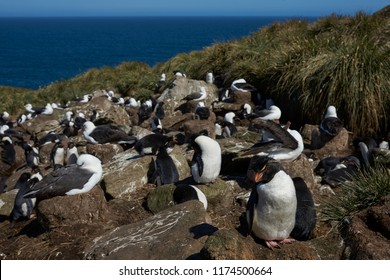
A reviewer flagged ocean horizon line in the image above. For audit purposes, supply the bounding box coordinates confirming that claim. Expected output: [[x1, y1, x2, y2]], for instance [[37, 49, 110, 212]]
[[0, 15, 319, 20]]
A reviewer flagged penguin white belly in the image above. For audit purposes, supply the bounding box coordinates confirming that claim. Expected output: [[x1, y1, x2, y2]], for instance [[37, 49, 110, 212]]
[[192, 152, 221, 183], [252, 171, 297, 241]]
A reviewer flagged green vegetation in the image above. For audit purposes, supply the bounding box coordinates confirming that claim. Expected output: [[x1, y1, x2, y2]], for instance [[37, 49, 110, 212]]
[[1, 7, 389, 136], [321, 163, 390, 227]]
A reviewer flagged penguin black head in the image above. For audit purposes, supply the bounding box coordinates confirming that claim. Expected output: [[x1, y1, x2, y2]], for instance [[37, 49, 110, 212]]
[[195, 107, 210, 120], [172, 133, 186, 146], [186, 130, 209, 151], [68, 140, 76, 149], [17, 172, 32, 184], [250, 156, 284, 183]]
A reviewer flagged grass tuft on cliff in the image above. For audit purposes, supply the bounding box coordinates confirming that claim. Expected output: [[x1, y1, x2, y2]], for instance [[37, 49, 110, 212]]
[[321, 163, 390, 226]]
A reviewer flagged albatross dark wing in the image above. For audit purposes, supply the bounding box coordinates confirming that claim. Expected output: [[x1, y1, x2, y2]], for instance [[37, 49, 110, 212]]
[[90, 124, 136, 144], [251, 119, 298, 149], [23, 164, 93, 200], [241, 119, 298, 156]]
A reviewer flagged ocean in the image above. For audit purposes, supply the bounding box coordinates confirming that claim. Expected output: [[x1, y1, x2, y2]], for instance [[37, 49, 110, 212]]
[[0, 17, 315, 90]]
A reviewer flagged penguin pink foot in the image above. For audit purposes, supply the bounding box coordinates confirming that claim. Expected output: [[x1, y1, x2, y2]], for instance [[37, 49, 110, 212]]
[[265, 240, 281, 249], [279, 237, 296, 245], [29, 213, 37, 219], [265, 238, 295, 250]]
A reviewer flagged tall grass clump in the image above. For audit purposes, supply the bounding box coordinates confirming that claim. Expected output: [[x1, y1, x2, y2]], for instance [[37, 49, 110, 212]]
[[321, 163, 390, 227], [266, 12, 390, 136], [0, 86, 37, 115]]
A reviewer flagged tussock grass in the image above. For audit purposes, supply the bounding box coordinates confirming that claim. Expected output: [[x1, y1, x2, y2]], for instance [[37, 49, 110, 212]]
[[0, 86, 37, 114], [321, 163, 390, 226]]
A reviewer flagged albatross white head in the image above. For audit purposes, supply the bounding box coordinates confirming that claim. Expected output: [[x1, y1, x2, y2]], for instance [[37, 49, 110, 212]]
[[66, 154, 103, 195], [324, 105, 338, 118], [82, 121, 98, 144]]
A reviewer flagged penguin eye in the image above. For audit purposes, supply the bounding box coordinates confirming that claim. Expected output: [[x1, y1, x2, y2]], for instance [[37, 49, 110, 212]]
[[259, 165, 267, 172]]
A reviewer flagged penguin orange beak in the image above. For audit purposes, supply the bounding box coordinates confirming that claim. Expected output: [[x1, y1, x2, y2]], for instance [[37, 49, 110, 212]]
[[254, 172, 263, 183]]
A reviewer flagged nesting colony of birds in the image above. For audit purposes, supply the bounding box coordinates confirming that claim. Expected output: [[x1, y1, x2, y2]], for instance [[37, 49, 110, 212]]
[[0, 71, 389, 258]]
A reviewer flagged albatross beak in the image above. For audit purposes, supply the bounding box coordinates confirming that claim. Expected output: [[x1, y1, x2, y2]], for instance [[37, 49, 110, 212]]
[[284, 121, 291, 130]]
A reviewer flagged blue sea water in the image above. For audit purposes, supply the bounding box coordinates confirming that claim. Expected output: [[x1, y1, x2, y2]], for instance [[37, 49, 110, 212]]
[[0, 17, 315, 90]]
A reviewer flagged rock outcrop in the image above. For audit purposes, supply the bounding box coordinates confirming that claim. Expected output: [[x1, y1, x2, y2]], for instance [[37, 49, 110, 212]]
[[84, 200, 212, 260]]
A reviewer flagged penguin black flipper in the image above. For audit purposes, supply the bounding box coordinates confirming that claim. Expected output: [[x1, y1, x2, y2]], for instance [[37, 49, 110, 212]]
[[156, 148, 179, 185], [245, 188, 258, 237], [2, 139, 16, 165], [191, 149, 204, 177], [148, 157, 162, 186], [290, 177, 316, 241]]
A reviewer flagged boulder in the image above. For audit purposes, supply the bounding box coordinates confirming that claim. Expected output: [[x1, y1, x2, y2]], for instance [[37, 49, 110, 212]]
[[0, 189, 18, 216], [36, 186, 109, 230], [24, 114, 62, 137], [218, 131, 260, 176], [181, 119, 216, 140], [101, 149, 150, 199], [146, 184, 176, 214], [125, 107, 139, 126], [146, 178, 240, 215], [86, 143, 124, 164], [344, 195, 390, 259], [201, 228, 320, 260], [167, 145, 191, 180], [129, 126, 153, 140], [197, 178, 241, 213], [106, 198, 153, 227], [201, 228, 256, 260], [101, 145, 190, 200], [38, 142, 55, 167], [72, 96, 132, 127], [281, 154, 316, 193], [0, 144, 26, 178], [231, 90, 253, 105], [156, 77, 218, 130], [301, 125, 354, 157], [159, 77, 218, 105], [83, 200, 213, 260]]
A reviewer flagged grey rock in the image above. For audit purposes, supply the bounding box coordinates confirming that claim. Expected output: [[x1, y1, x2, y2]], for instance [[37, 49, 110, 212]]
[[344, 195, 390, 259], [102, 145, 189, 200], [36, 186, 110, 230], [83, 200, 212, 260], [86, 143, 124, 164], [0, 189, 18, 216], [201, 228, 320, 260], [101, 149, 150, 199], [301, 125, 354, 157]]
